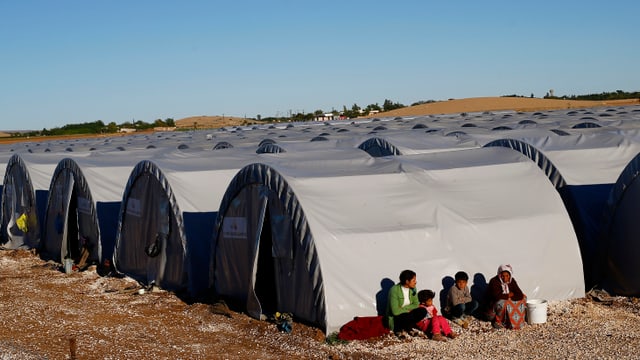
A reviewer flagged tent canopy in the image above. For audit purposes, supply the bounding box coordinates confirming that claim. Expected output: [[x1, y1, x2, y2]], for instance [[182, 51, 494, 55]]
[[212, 147, 584, 334]]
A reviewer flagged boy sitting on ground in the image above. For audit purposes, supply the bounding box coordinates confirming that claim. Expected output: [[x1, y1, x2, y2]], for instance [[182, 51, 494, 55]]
[[445, 271, 479, 329]]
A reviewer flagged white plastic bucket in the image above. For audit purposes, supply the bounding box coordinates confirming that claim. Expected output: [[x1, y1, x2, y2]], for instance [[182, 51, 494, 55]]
[[526, 299, 548, 324], [63, 258, 74, 274]]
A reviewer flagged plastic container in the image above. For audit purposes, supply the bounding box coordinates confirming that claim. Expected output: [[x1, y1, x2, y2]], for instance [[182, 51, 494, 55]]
[[526, 299, 548, 324], [63, 258, 74, 274]]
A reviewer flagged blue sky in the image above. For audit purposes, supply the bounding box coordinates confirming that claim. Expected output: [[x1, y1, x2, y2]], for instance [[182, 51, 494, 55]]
[[1, 1, 638, 130]]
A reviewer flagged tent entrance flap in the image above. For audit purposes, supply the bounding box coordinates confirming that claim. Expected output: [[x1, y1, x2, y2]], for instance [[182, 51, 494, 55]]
[[60, 177, 76, 262], [146, 196, 171, 287], [1, 156, 41, 250], [246, 196, 268, 319], [254, 204, 278, 316]]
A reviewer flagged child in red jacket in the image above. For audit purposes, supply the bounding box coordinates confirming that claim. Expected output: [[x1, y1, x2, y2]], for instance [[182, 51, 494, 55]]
[[416, 290, 458, 341]]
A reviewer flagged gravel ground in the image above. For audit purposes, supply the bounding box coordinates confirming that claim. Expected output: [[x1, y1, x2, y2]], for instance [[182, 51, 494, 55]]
[[1, 249, 640, 359]]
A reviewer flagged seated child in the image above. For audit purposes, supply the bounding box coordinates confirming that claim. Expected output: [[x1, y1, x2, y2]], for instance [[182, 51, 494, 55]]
[[416, 290, 458, 341], [445, 271, 479, 328]]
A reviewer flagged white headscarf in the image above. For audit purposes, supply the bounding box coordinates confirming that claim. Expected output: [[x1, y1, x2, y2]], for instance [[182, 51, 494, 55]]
[[497, 264, 513, 294]]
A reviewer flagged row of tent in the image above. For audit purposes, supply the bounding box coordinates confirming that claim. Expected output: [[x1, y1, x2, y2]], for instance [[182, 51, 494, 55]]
[[2, 104, 640, 334]]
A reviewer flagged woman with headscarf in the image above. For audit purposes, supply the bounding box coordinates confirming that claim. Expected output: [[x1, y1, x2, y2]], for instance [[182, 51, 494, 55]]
[[485, 264, 526, 329]]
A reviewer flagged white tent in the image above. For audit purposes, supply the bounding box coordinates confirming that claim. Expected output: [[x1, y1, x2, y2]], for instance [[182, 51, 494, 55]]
[[1, 103, 640, 333], [113, 150, 261, 296], [484, 132, 640, 288], [1, 153, 67, 249], [40, 149, 164, 267], [211, 146, 584, 334]]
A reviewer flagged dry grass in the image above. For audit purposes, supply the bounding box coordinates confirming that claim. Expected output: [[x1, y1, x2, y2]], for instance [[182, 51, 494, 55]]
[[175, 115, 257, 130], [371, 97, 640, 118]]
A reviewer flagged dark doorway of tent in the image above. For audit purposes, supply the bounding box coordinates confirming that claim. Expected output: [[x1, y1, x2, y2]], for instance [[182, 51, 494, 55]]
[[61, 187, 94, 272], [254, 205, 278, 317], [64, 190, 81, 262]]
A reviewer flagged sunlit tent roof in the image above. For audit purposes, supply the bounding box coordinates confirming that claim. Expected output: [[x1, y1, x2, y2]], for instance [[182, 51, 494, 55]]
[[357, 132, 480, 157], [513, 133, 640, 185], [211, 146, 584, 334], [484, 132, 640, 289]]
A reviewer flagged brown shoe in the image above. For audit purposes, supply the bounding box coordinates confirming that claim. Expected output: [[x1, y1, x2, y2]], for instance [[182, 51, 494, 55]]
[[432, 333, 447, 342], [447, 331, 458, 339]]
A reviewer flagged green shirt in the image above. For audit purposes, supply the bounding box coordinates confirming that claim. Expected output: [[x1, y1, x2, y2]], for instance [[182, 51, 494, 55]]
[[385, 283, 419, 331]]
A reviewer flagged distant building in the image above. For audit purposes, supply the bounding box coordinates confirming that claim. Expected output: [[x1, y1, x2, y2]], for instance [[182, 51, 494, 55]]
[[314, 113, 349, 121], [315, 113, 339, 121], [153, 127, 176, 132], [119, 128, 137, 133]]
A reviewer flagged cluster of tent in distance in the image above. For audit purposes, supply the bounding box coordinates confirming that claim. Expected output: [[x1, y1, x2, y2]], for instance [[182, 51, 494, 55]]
[[2, 104, 640, 334]]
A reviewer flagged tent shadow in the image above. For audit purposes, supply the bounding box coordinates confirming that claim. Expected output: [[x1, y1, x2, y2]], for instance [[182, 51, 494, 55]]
[[471, 273, 488, 315], [439, 276, 455, 312], [376, 278, 394, 316]]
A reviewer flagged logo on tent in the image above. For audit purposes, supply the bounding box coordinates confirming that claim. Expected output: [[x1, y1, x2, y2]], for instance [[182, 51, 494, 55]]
[[77, 197, 91, 215], [222, 217, 247, 239], [126, 198, 142, 217]]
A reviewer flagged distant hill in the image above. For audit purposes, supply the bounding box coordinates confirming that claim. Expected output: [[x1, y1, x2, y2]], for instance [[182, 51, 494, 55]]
[[371, 97, 640, 118], [174, 97, 640, 130], [175, 115, 257, 129]]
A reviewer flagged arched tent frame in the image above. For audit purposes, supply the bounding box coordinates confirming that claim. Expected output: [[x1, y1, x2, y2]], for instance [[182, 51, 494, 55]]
[[484, 138, 601, 285], [256, 143, 286, 154], [212, 162, 327, 331], [357, 137, 402, 157], [484, 138, 566, 188], [212, 149, 585, 335], [483, 136, 639, 289], [0, 154, 40, 249], [41, 158, 101, 266], [114, 160, 189, 293], [357, 134, 480, 158]]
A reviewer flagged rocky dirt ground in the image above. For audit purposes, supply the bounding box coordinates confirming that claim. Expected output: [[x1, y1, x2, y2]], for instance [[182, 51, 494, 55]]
[[2, 249, 640, 359]]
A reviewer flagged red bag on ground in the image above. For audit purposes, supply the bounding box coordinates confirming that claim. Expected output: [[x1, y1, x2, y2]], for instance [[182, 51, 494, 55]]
[[337, 316, 390, 341]]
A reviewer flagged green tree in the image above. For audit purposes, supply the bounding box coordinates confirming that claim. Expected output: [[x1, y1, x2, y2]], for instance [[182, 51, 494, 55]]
[[106, 122, 118, 133], [342, 103, 362, 118], [383, 99, 405, 112], [366, 103, 381, 112], [411, 100, 436, 106]]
